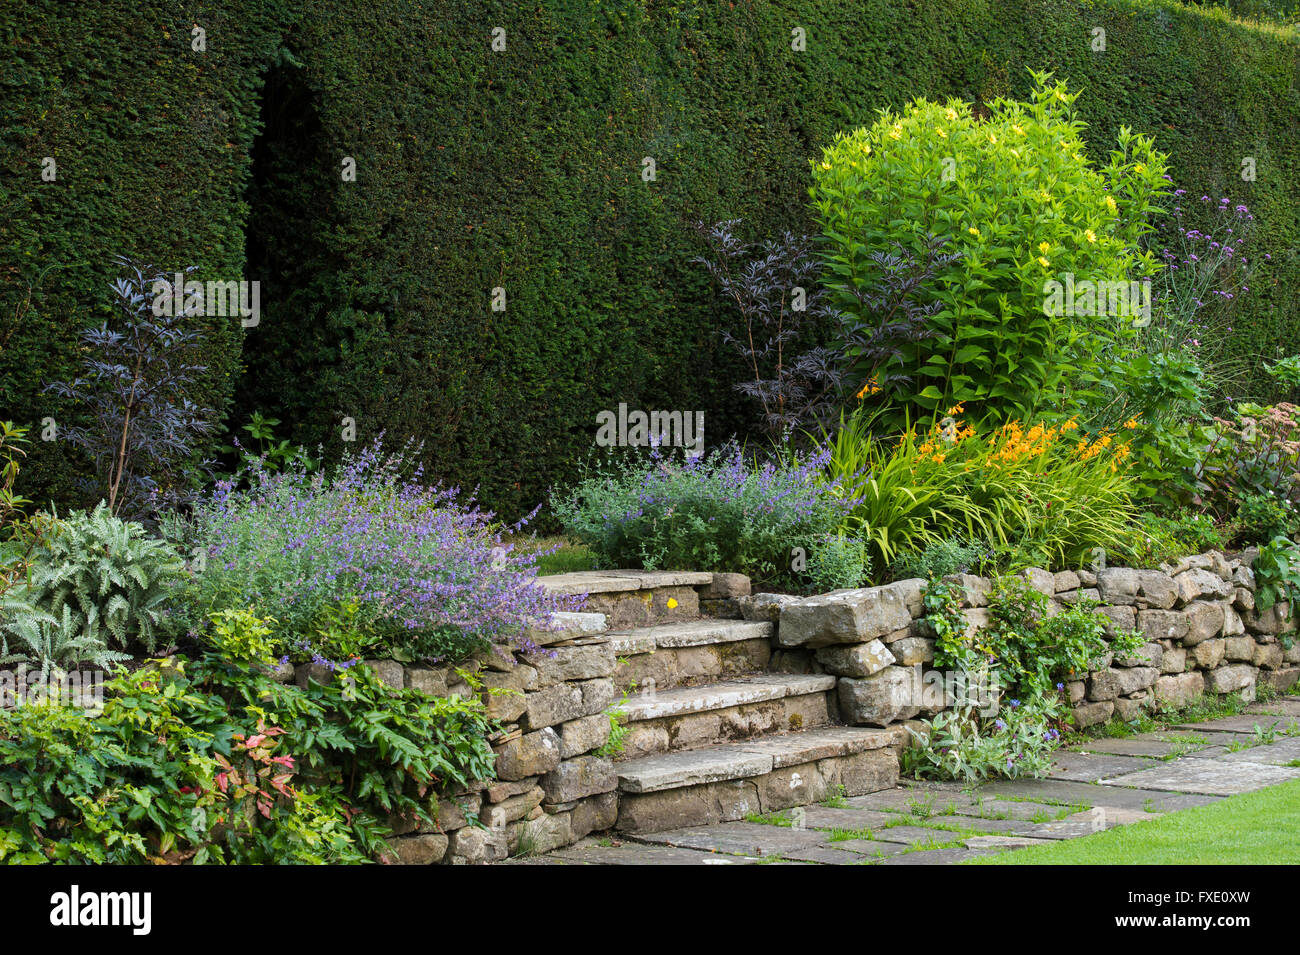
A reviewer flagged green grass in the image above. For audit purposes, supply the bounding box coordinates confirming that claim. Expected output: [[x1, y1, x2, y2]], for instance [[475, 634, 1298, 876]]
[[967, 779, 1300, 864], [503, 535, 596, 576]]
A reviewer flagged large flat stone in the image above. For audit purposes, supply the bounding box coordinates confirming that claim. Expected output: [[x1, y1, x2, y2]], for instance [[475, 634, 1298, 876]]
[[545, 840, 759, 865], [631, 821, 829, 856], [621, 674, 834, 721], [617, 747, 772, 794], [974, 778, 1220, 811], [1211, 736, 1300, 765], [1172, 714, 1300, 734], [778, 585, 913, 648], [1101, 758, 1300, 795], [1046, 751, 1157, 782], [607, 619, 774, 653]]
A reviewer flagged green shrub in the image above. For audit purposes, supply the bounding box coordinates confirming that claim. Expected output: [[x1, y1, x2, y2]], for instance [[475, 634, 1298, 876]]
[[926, 576, 1143, 699], [805, 534, 871, 592], [810, 73, 1169, 425], [824, 407, 1138, 573], [1234, 490, 1299, 545], [1112, 510, 1227, 567], [0, 653, 497, 864], [553, 443, 857, 590], [902, 695, 1065, 782], [893, 538, 993, 581], [1, 503, 185, 666]]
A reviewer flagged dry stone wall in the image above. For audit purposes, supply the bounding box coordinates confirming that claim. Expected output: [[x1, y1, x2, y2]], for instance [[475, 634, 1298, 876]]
[[745, 551, 1299, 733]]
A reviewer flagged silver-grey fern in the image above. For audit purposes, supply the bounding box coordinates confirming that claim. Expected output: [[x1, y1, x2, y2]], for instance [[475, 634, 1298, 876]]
[[15, 502, 185, 655], [0, 598, 132, 676]]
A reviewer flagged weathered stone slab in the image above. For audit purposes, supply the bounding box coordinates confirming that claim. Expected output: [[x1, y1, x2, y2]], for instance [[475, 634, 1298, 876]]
[[634, 821, 829, 857], [530, 644, 614, 685], [814, 639, 895, 677], [778, 585, 912, 648], [1101, 759, 1300, 795], [1047, 751, 1157, 782], [540, 755, 618, 804], [839, 667, 921, 726], [494, 727, 562, 781], [975, 778, 1220, 812]]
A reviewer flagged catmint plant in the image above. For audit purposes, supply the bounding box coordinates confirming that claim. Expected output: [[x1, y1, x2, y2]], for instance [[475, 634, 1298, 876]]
[[172, 438, 577, 663], [45, 256, 215, 521]]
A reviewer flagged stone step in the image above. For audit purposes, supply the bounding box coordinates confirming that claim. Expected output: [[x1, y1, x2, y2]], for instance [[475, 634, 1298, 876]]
[[614, 727, 903, 832], [610, 619, 775, 690], [538, 570, 746, 629], [617, 674, 837, 759]]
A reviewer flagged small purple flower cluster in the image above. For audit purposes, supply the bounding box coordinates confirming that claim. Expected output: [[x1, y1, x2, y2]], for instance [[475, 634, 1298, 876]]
[[185, 439, 579, 659]]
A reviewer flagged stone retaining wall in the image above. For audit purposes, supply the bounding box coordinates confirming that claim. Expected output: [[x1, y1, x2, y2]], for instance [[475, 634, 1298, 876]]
[[748, 551, 1300, 732]]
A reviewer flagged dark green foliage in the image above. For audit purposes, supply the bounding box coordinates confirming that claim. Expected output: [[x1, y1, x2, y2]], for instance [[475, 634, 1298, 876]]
[[4, 1, 1298, 520]]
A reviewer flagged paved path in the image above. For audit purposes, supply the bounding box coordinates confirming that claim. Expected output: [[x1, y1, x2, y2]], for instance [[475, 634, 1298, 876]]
[[513, 697, 1300, 865]]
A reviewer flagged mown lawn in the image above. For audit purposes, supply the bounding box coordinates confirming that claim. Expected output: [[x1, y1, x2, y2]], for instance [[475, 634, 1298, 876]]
[[967, 779, 1300, 864]]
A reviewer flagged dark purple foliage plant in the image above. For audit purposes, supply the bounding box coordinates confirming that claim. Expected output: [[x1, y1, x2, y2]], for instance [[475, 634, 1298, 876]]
[[695, 220, 846, 439], [45, 257, 215, 521]]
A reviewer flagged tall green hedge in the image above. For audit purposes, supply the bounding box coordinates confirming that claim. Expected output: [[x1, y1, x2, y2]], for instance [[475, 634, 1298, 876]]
[[3, 0, 1297, 519]]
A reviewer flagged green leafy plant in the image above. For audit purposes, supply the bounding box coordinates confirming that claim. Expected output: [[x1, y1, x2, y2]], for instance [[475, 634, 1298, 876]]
[[902, 695, 1065, 782], [1252, 535, 1300, 617], [1233, 490, 1299, 545], [1112, 510, 1227, 567], [805, 533, 870, 591], [221, 411, 317, 475], [810, 71, 1169, 426], [0, 652, 497, 864], [553, 442, 858, 590], [824, 406, 1138, 573], [1, 504, 185, 672], [893, 537, 992, 581]]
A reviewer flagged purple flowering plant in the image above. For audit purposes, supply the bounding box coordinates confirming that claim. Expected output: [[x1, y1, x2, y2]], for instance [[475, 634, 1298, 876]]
[[172, 439, 576, 663], [551, 440, 863, 590]]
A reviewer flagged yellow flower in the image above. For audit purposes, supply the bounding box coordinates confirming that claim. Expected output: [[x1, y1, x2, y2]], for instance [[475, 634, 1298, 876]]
[[988, 133, 998, 144], [1124, 418, 1139, 429], [1084, 229, 1097, 244], [935, 127, 947, 139], [820, 162, 831, 170], [1061, 419, 1078, 432], [1106, 195, 1117, 212], [1134, 163, 1145, 174], [945, 108, 958, 121], [932, 453, 946, 464], [1037, 256, 1050, 268], [968, 227, 981, 238], [1038, 241, 1051, 255], [1009, 148, 1020, 159], [1013, 124, 1026, 136], [1056, 90, 1068, 102], [889, 125, 902, 140], [946, 403, 966, 415], [861, 142, 872, 155], [856, 377, 882, 399]]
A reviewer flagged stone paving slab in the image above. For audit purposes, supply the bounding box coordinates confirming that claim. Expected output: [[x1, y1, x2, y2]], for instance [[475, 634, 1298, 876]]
[[926, 814, 1041, 835], [964, 835, 1056, 850], [1211, 736, 1300, 765], [631, 822, 829, 857], [542, 840, 759, 865], [795, 806, 896, 831], [1066, 732, 1234, 759], [1101, 758, 1300, 795], [844, 786, 979, 814], [1047, 751, 1158, 781], [783, 844, 892, 864], [823, 838, 911, 859], [976, 777, 1220, 811], [871, 824, 970, 846], [876, 847, 999, 865], [1171, 713, 1300, 734], [952, 798, 1085, 823], [1247, 698, 1300, 717]]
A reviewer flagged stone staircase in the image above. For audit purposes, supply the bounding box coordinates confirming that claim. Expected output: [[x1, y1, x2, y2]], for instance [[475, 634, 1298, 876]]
[[538, 570, 903, 834]]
